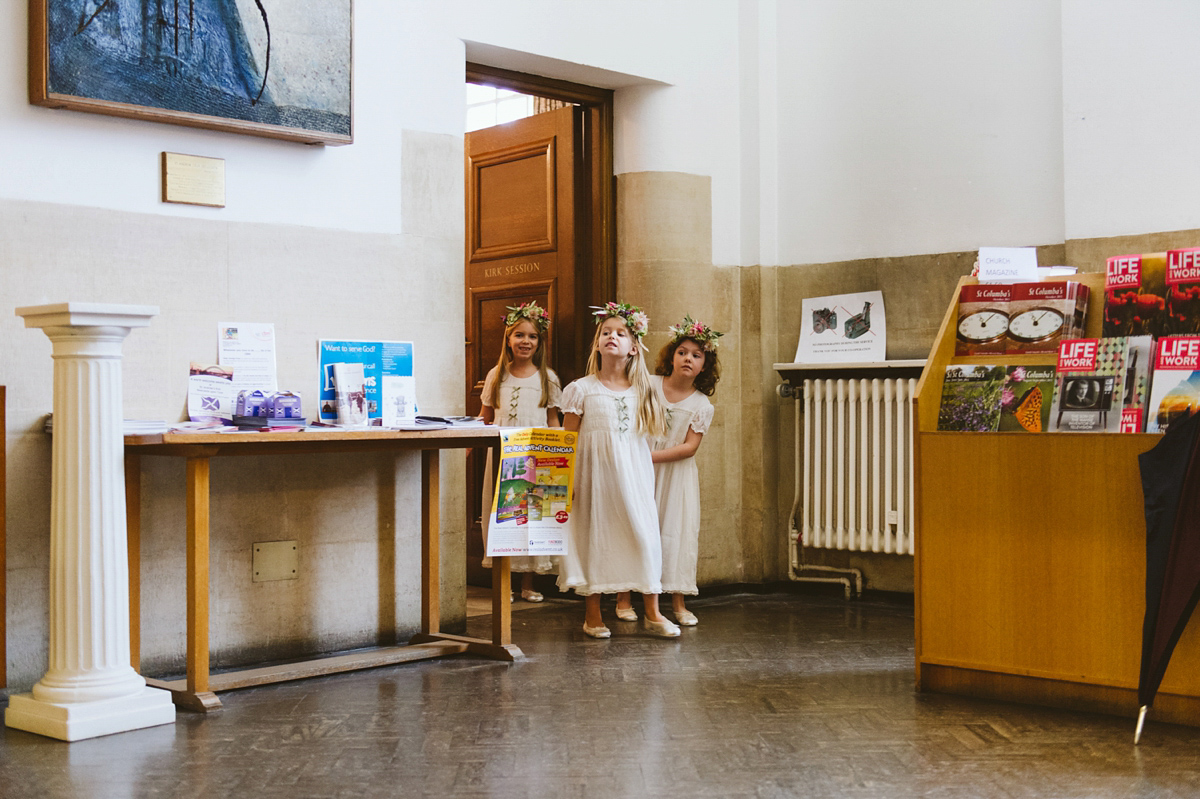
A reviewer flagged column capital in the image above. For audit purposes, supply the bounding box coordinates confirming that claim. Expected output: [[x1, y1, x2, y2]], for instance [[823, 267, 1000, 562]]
[[16, 303, 159, 330]]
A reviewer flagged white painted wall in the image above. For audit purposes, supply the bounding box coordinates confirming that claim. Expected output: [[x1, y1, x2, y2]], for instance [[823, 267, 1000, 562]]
[[1063, 0, 1200, 241], [0, 4, 419, 236], [407, 0, 747, 265], [8, 2, 1200, 272], [770, 0, 1066, 265], [0, 1, 748, 262]]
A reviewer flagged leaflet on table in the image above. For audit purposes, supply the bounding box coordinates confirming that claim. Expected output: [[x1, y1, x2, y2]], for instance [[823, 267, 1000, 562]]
[[794, 290, 885, 363], [317, 340, 417, 424], [486, 427, 575, 557], [218, 322, 277, 393], [187, 362, 237, 423], [332, 362, 368, 426]]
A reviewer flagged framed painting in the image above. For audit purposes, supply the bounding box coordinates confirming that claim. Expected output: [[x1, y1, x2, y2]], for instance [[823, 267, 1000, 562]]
[[29, 0, 352, 146]]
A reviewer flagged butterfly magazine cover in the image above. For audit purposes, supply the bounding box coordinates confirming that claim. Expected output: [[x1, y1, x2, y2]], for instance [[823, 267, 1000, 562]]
[[998, 365, 1055, 433]]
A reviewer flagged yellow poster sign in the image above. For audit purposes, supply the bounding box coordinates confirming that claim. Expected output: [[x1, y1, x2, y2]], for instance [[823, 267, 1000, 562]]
[[485, 427, 575, 556]]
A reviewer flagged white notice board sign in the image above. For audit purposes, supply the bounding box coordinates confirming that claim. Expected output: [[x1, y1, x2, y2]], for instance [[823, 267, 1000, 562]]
[[794, 290, 885, 363]]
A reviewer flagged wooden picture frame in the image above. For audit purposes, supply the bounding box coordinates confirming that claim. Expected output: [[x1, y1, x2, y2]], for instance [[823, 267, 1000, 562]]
[[28, 0, 352, 146]]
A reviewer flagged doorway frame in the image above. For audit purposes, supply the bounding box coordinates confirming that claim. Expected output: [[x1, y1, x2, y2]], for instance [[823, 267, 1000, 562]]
[[463, 63, 616, 588], [465, 62, 616, 372]]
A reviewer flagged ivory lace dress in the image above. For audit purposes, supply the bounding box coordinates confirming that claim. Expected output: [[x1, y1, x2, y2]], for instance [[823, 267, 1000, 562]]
[[650, 375, 714, 595], [556, 375, 663, 595], [480, 366, 561, 574]]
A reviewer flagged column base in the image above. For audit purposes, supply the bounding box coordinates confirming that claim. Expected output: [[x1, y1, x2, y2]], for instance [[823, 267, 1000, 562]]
[[5, 686, 176, 741]]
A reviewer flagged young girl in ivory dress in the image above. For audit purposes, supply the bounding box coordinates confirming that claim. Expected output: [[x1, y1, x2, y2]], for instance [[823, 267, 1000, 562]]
[[558, 302, 680, 638], [480, 302, 562, 602], [616, 316, 721, 626]]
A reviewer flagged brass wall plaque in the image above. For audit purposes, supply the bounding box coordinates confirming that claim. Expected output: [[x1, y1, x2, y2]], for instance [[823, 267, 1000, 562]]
[[252, 540, 298, 583], [161, 152, 226, 208]]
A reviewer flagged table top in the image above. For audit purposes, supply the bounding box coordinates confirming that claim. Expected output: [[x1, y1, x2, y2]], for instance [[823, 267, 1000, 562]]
[[124, 425, 501, 456]]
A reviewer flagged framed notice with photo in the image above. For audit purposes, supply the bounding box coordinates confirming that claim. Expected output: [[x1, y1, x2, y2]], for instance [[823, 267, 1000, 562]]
[[29, 0, 352, 145]]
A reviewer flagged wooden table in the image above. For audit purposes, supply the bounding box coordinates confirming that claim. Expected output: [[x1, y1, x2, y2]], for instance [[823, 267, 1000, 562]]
[[124, 426, 515, 712]]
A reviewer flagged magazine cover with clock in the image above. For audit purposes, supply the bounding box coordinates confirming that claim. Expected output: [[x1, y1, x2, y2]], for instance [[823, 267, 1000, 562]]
[[1006, 280, 1089, 354], [1049, 338, 1130, 433], [955, 284, 1011, 356]]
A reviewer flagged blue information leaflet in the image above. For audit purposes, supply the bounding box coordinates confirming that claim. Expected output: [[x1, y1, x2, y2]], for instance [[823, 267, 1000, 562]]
[[318, 340, 416, 424]]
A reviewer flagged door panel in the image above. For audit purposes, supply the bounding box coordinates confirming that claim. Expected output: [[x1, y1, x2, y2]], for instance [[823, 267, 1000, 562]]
[[472, 140, 557, 258], [465, 105, 582, 585]]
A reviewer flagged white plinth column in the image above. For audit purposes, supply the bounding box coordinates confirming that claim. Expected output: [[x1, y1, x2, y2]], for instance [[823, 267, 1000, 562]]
[[6, 303, 175, 741]]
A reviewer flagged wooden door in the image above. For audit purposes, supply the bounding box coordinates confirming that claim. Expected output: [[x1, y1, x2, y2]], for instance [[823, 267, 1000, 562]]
[[464, 104, 585, 584]]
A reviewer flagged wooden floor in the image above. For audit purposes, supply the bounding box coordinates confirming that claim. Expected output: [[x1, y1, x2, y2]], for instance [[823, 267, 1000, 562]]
[[4, 591, 1200, 798]]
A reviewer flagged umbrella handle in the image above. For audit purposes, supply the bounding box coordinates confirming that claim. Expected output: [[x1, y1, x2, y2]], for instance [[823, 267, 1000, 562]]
[[1134, 705, 1149, 744]]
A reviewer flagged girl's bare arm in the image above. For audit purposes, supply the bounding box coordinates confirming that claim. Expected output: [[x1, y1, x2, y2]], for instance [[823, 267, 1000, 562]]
[[650, 429, 703, 464]]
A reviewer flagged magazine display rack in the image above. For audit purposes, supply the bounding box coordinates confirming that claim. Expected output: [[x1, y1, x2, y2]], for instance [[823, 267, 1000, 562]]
[[914, 271, 1200, 727], [1, 387, 5, 690]]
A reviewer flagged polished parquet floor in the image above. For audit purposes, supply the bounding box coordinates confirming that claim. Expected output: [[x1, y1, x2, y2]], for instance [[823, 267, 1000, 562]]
[[4, 591, 1200, 798]]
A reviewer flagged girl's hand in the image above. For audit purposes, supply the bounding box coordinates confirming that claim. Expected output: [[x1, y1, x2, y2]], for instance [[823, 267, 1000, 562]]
[[652, 429, 703, 464], [481, 405, 495, 425]]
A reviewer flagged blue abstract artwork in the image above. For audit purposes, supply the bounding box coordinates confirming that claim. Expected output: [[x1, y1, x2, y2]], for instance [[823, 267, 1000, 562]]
[[36, 1, 352, 144]]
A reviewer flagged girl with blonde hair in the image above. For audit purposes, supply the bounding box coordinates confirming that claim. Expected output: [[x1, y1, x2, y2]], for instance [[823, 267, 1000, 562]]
[[480, 301, 561, 601], [557, 302, 678, 638]]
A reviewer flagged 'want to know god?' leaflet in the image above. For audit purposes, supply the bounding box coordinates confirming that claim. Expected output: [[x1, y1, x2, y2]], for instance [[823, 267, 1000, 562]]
[[486, 428, 576, 557]]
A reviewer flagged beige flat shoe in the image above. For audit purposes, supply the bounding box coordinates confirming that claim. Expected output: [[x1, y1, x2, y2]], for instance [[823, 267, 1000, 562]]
[[521, 589, 544, 602], [673, 609, 698, 626], [643, 618, 681, 638], [614, 606, 638, 622], [583, 622, 611, 639]]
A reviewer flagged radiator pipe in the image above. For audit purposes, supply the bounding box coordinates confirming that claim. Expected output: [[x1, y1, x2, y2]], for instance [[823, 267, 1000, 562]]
[[787, 380, 863, 599]]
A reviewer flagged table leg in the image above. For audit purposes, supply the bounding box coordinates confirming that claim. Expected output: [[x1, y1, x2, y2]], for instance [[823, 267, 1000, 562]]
[[182, 455, 220, 711], [407, 444, 521, 661], [421, 449, 440, 635], [488, 436, 513, 647], [124, 453, 141, 673], [492, 556, 512, 646]]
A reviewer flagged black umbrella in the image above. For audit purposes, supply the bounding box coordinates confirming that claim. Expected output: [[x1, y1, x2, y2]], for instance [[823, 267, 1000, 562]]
[[1135, 408, 1200, 743]]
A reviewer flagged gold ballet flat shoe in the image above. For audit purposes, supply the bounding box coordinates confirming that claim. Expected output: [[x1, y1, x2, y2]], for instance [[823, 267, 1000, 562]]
[[615, 606, 638, 622], [521, 589, 544, 602]]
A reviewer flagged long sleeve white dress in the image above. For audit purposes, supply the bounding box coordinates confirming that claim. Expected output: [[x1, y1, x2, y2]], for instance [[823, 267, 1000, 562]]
[[480, 366, 561, 573], [556, 375, 663, 595], [650, 375, 714, 595]]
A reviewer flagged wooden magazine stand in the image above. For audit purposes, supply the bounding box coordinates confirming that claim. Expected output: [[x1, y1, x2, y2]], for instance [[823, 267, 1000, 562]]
[[1, 387, 5, 690], [914, 271, 1200, 727]]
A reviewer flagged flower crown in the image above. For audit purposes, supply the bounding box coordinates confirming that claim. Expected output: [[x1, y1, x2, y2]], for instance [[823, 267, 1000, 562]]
[[504, 301, 550, 330], [591, 302, 650, 339], [668, 315, 723, 352]]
